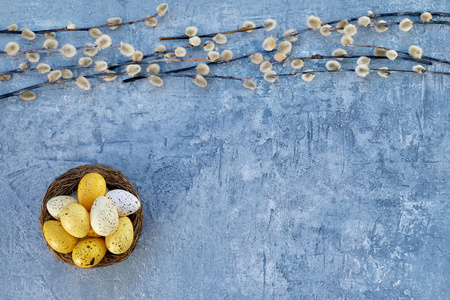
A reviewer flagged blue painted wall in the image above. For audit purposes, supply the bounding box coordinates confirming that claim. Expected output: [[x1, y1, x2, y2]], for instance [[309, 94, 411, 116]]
[[0, 0, 449, 299]]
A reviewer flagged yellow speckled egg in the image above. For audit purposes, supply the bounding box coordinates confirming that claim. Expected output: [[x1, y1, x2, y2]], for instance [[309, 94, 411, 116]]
[[60, 203, 90, 238], [43, 220, 78, 253], [90, 196, 119, 236], [105, 216, 134, 254], [87, 225, 101, 238], [77, 173, 107, 211], [72, 238, 107, 268], [46, 195, 78, 220]]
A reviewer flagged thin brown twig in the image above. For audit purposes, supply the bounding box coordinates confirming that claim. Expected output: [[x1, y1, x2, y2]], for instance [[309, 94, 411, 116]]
[[159, 26, 264, 40]]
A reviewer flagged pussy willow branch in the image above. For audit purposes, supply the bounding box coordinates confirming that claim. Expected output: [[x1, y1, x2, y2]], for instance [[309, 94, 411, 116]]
[[325, 20, 450, 32], [159, 26, 264, 40], [347, 44, 450, 65], [0, 13, 160, 35], [288, 54, 432, 65], [0, 44, 119, 56], [275, 68, 450, 77]]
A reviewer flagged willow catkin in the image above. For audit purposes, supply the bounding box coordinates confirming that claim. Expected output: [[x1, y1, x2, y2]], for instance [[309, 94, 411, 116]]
[[185, 26, 198, 37], [4, 42, 19, 55], [301, 70, 315, 82], [243, 79, 257, 90], [196, 63, 210, 75], [84, 47, 99, 57], [43, 39, 58, 49], [76, 76, 91, 90], [355, 65, 370, 77], [37, 63, 51, 73], [26, 53, 40, 63], [147, 64, 160, 74], [278, 41, 292, 54], [307, 16, 321, 30], [22, 29, 35, 40], [283, 29, 298, 42], [250, 53, 264, 64], [126, 65, 141, 76], [262, 37, 276, 51], [193, 74, 207, 87], [61, 44, 77, 57], [325, 60, 341, 71], [221, 50, 233, 61], [157, 3, 169, 16], [174, 47, 186, 57], [95, 61, 108, 72], [377, 67, 390, 77], [408, 45, 423, 58], [95, 35, 112, 49], [149, 75, 163, 86], [89, 28, 102, 38], [291, 59, 304, 69], [20, 91, 37, 101], [61, 69, 73, 79], [213, 33, 227, 44], [120, 42, 135, 56], [132, 51, 144, 62], [145, 18, 157, 27], [320, 25, 332, 36], [107, 17, 122, 30], [47, 70, 62, 82], [263, 19, 277, 31], [264, 70, 277, 83], [79, 57, 93, 66], [357, 56, 371, 65], [243, 21, 256, 32]]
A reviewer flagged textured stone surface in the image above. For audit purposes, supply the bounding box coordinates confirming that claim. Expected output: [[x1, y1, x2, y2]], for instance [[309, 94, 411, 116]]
[[0, 0, 449, 299]]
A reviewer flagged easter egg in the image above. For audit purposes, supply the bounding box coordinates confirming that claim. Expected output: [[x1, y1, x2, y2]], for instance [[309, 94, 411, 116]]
[[60, 203, 90, 238], [77, 173, 106, 211], [43, 220, 78, 253], [90, 196, 119, 236], [72, 238, 107, 268], [105, 189, 141, 216], [46, 195, 78, 220], [105, 217, 134, 254]]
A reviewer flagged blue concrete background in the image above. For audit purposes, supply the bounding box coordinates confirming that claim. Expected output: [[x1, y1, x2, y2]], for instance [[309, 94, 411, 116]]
[[0, 0, 449, 299]]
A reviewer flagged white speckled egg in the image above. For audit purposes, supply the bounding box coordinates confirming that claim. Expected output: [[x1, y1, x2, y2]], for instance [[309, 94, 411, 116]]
[[46, 196, 78, 220], [105, 189, 141, 216], [90, 196, 119, 236]]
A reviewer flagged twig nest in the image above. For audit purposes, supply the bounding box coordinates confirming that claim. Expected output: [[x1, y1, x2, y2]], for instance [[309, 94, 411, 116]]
[[301, 70, 315, 82], [264, 70, 277, 83], [20, 91, 37, 101], [157, 3, 169, 16], [243, 21, 256, 32], [373, 47, 387, 57], [262, 37, 276, 51], [355, 64, 370, 77], [213, 33, 227, 44], [263, 19, 277, 31], [126, 64, 141, 77], [336, 19, 349, 33], [149, 75, 164, 86], [357, 56, 371, 65], [399, 18, 413, 31], [283, 29, 298, 42], [146, 63, 160, 74], [413, 65, 427, 73], [22, 29, 36, 40], [66, 23, 76, 30], [250, 53, 264, 64], [358, 16, 371, 26], [76, 76, 91, 90], [243, 78, 257, 90], [193, 74, 207, 87], [44, 39, 58, 49], [84, 47, 99, 57], [62, 69, 73, 79], [174, 47, 186, 57], [307, 16, 321, 30], [189, 36, 201, 47], [341, 35, 353, 46], [37, 63, 51, 73], [4, 42, 20, 55], [408, 45, 423, 58], [325, 60, 341, 71], [131, 51, 144, 62], [196, 63, 210, 75], [291, 59, 304, 69], [44, 32, 56, 39], [95, 61, 108, 72], [89, 28, 102, 38], [386, 50, 398, 60], [185, 26, 198, 37], [18, 62, 30, 70], [274, 52, 286, 62], [103, 70, 118, 81], [420, 12, 432, 22], [320, 25, 332, 36], [259, 61, 272, 73], [145, 17, 158, 27], [48, 70, 62, 82], [79, 57, 93, 67], [95, 35, 112, 49], [377, 67, 390, 77], [7, 24, 18, 31], [221, 50, 233, 61], [332, 48, 347, 60], [375, 20, 388, 32], [26, 53, 40, 63], [107, 17, 122, 30], [278, 41, 292, 54], [207, 51, 220, 62], [203, 42, 215, 52], [155, 44, 166, 52], [343, 24, 357, 36], [120, 42, 135, 57]]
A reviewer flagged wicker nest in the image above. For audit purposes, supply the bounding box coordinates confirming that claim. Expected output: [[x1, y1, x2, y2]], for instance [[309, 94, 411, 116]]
[[39, 164, 143, 268]]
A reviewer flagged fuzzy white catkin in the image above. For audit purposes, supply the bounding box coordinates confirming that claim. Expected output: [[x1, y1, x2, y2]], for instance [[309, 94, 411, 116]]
[[44, 32, 56, 39], [107, 17, 122, 30], [155, 45, 166, 52], [373, 48, 387, 57], [264, 70, 277, 83], [336, 19, 349, 33], [399, 18, 413, 31], [84, 47, 98, 57], [413, 65, 427, 73], [145, 18, 157, 27], [213, 33, 227, 44], [66, 23, 76, 30], [386, 50, 398, 60], [408, 45, 423, 58], [37, 63, 51, 73], [291, 59, 304, 69], [262, 37, 276, 51], [358, 16, 371, 26], [325, 60, 341, 71], [301, 70, 315, 82], [193, 74, 207, 87], [207, 51, 220, 61], [421, 12, 432, 22], [26, 53, 40, 63], [103, 70, 118, 81], [250, 53, 264, 64], [44, 39, 58, 49], [18, 62, 30, 70], [320, 25, 332, 36], [283, 29, 298, 42], [22, 29, 35, 40], [7, 24, 18, 31], [278, 41, 292, 54], [47, 70, 62, 82], [147, 63, 160, 74], [189, 36, 201, 47], [174, 47, 186, 57], [307, 16, 321, 30], [76, 76, 90, 90], [343, 24, 357, 36], [375, 20, 388, 32], [4, 42, 19, 55], [78, 57, 93, 66], [61, 44, 77, 57], [259, 61, 272, 73], [332, 48, 347, 60], [221, 50, 233, 61], [120, 42, 135, 56], [20, 91, 36, 101], [132, 51, 144, 62], [377, 67, 390, 77], [89, 28, 102, 38], [203, 42, 215, 52], [357, 56, 371, 65], [157, 3, 169, 16], [149, 75, 164, 86], [274, 52, 286, 62], [185, 26, 198, 37], [355, 64, 370, 77], [61, 69, 73, 79], [243, 79, 257, 90], [243, 21, 256, 32], [95, 35, 112, 49], [196, 63, 210, 75], [263, 19, 277, 31], [341, 35, 353, 46], [95, 61, 108, 72], [126, 64, 141, 76]]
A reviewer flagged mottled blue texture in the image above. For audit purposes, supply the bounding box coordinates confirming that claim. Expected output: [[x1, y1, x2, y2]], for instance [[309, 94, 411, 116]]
[[0, 0, 449, 299]]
